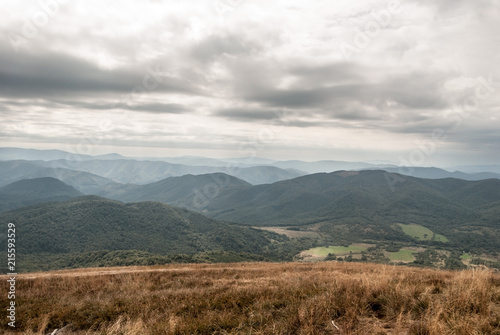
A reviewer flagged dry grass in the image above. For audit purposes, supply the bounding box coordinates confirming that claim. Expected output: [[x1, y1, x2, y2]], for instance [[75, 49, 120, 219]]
[[1, 262, 500, 334]]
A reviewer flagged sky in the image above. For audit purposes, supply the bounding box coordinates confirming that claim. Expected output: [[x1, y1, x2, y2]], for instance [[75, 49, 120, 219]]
[[1, 0, 499, 165]]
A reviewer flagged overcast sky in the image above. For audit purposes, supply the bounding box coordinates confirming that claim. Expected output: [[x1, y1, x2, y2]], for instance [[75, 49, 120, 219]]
[[1, 0, 499, 165]]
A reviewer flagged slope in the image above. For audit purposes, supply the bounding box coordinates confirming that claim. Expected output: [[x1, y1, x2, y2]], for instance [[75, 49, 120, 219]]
[[0, 147, 126, 161], [0, 196, 276, 267], [0, 177, 83, 212], [98, 173, 251, 210], [382, 166, 500, 181], [200, 170, 499, 251], [0, 160, 119, 194], [39, 159, 304, 185]]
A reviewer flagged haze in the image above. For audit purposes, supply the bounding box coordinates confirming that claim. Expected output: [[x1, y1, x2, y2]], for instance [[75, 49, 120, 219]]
[[1, 0, 499, 166]]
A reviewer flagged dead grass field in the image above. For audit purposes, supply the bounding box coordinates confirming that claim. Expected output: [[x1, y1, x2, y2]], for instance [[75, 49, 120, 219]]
[[1, 262, 500, 334]]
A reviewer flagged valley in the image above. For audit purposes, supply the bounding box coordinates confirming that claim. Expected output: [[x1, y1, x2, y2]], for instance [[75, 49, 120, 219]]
[[0, 148, 499, 274]]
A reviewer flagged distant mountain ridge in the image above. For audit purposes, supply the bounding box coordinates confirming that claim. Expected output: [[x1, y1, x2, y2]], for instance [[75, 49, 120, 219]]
[[2, 147, 499, 182], [0, 147, 126, 161], [0, 177, 83, 212], [80, 170, 500, 254], [96, 173, 251, 209], [0, 160, 119, 194], [381, 166, 500, 181], [37, 159, 304, 185], [1, 170, 499, 271], [201, 170, 499, 227]]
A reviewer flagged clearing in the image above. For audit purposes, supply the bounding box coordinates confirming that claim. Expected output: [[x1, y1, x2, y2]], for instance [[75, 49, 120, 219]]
[[398, 223, 449, 242], [299, 243, 373, 261], [386, 248, 417, 262]]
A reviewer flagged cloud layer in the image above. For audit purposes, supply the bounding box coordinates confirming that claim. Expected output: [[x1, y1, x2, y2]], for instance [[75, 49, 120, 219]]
[[1, 0, 499, 165]]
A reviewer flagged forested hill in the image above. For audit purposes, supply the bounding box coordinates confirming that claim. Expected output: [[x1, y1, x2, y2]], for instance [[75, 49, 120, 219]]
[[203, 170, 500, 227], [1, 196, 275, 256], [0, 177, 83, 212], [96, 173, 251, 208]]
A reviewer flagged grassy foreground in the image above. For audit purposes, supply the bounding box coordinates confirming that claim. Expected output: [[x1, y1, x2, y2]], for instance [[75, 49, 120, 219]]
[[1, 262, 500, 334]]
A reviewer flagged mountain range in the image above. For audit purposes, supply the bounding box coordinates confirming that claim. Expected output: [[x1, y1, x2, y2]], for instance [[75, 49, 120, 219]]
[[1, 147, 499, 272], [3, 170, 498, 251], [2, 148, 499, 184], [0, 160, 119, 194], [0, 177, 83, 212], [2, 196, 275, 256], [95, 173, 251, 209]]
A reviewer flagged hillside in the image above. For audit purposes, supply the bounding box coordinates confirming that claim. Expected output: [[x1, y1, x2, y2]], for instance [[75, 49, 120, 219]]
[[0, 160, 118, 194], [0, 147, 126, 161], [34, 159, 302, 185], [382, 166, 500, 181], [199, 170, 500, 252], [271, 159, 380, 173], [85, 169, 500, 256], [0, 196, 281, 271], [97, 173, 251, 209], [0, 177, 83, 212], [204, 170, 485, 223], [1, 262, 499, 334], [37, 159, 304, 185]]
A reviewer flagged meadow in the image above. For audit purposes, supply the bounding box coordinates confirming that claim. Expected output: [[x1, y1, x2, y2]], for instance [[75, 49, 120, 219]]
[[397, 223, 449, 242], [1, 262, 499, 334], [385, 248, 417, 262]]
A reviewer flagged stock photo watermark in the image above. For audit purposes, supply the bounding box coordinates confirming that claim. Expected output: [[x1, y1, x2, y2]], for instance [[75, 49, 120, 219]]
[[6, 223, 17, 328], [6, 0, 73, 53], [180, 109, 289, 218], [386, 75, 500, 191], [63, 64, 165, 168], [213, 0, 244, 16], [339, 0, 401, 61]]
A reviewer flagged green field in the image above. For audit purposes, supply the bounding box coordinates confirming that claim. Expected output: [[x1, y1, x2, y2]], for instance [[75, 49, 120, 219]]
[[387, 248, 416, 262], [398, 223, 449, 242], [305, 244, 368, 256], [461, 253, 472, 260]]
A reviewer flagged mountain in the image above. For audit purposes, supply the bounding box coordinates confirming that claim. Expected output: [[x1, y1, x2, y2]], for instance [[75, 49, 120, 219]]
[[39, 159, 305, 185], [0, 160, 119, 194], [189, 170, 500, 251], [271, 160, 389, 173], [447, 164, 500, 174], [0, 147, 126, 161], [203, 170, 477, 224], [0, 147, 78, 161], [0, 196, 278, 269], [271, 160, 500, 181], [3, 147, 500, 182], [231, 166, 304, 185], [382, 166, 500, 181], [142, 156, 230, 166], [2, 171, 499, 271], [0, 177, 83, 212], [97, 173, 251, 209]]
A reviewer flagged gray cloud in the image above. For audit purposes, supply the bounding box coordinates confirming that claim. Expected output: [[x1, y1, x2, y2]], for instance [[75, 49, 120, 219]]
[[0, 49, 204, 98], [215, 108, 286, 121], [242, 66, 450, 110], [0, 0, 498, 164], [190, 34, 260, 63], [288, 62, 363, 84], [64, 101, 189, 114]]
